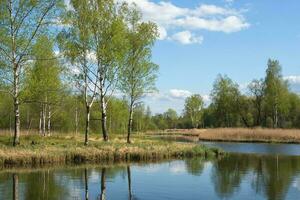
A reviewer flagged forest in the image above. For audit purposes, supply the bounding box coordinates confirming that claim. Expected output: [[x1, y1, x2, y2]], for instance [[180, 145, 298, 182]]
[[1, 0, 300, 146]]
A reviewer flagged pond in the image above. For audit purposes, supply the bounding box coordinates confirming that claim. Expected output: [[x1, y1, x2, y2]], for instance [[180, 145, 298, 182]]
[[1, 142, 300, 200], [200, 141, 300, 155]]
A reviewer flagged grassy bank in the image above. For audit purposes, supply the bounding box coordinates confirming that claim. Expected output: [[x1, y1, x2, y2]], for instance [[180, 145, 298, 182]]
[[152, 128, 300, 143], [0, 134, 221, 168]]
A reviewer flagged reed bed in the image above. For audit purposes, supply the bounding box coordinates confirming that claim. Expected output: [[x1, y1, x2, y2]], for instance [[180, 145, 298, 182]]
[[0, 133, 221, 167], [156, 128, 300, 143], [197, 128, 300, 143]]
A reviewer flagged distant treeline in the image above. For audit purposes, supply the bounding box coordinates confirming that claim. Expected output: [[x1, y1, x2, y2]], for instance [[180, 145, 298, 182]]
[[1, 58, 299, 135], [157, 59, 300, 130]]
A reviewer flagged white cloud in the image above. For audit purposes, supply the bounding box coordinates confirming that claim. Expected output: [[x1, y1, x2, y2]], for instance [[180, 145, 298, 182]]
[[284, 76, 300, 84], [170, 162, 186, 174], [192, 4, 238, 16], [170, 31, 203, 45], [202, 94, 211, 103], [144, 89, 210, 114], [118, 0, 250, 42], [157, 25, 168, 40], [174, 15, 249, 33], [284, 75, 300, 93], [169, 89, 192, 99]]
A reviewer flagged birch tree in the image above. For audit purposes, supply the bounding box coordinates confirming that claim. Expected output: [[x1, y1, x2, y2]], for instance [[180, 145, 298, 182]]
[[23, 35, 62, 136], [184, 94, 204, 128], [58, 0, 98, 145], [264, 59, 289, 128], [89, 0, 127, 141], [0, 0, 64, 145], [119, 7, 158, 143]]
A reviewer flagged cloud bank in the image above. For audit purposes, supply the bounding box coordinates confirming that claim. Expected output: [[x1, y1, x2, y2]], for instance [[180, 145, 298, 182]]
[[118, 0, 250, 44], [145, 89, 210, 114]]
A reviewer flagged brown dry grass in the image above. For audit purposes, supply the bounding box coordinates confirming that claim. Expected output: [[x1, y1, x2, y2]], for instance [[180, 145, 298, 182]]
[[0, 133, 221, 168], [155, 128, 300, 143], [198, 128, 300, 143]]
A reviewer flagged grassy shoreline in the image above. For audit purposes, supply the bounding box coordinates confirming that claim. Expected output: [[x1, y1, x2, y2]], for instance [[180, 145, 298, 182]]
[[150, 128, 300, 144], [0, 134, 222, 168]]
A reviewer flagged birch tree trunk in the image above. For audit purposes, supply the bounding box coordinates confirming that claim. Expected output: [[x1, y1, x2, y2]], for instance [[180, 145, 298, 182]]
[[13, 64, 20, 146], [75, 105, 78, 135], [39, 110, 42, 135], [100, 91, 108, 141], [85, 106, 90, 146], [47, 105, 51, 136], [127, 102, 134, 144], [274, 104, 278, 128], [43, 104, 46, 136]]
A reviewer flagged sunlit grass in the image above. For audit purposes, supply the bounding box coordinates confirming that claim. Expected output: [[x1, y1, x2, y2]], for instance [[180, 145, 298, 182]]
[[0, 132, 221, 167]]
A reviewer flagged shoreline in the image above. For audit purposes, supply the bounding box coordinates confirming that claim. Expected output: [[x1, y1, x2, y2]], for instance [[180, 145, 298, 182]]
[[149, 128, 300, 144], [198, 138, 300, 144], [0, 134, 222, 168]]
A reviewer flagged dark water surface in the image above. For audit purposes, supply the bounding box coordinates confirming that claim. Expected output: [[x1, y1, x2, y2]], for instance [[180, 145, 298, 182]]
[[1, 142, 300, 199]]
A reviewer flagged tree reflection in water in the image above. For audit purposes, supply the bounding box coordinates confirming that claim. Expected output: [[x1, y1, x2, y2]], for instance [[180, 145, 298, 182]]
[[210, 154, 300, 200], [84, 168, 89, 200], [100, 168, 106, 200], [184, 157, 205, 176], [1, 154, 300, 200], [13, 173, 18, 200]]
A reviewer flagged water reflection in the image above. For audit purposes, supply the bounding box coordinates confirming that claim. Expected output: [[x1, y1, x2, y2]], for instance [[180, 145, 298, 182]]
[[13, 174, 18, 200], [100, 168, 106, 200], [184, 157, 205, 176], [0, 154, 300, 200], [211, 154, 300, 200], [84, 168, 88, 200]]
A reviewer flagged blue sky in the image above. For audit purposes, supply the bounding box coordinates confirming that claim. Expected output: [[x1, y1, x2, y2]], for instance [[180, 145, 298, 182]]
[[120, 0, 300, 114]]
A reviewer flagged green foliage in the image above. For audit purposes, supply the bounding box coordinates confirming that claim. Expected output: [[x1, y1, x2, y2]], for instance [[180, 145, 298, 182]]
[[210, 75, 240, 127], [164, 109, 178, 129], [23, 35, 62, 103], [184, 94, 204, 128], [119, 5, 159, 105], [264, 59, 290, 128]]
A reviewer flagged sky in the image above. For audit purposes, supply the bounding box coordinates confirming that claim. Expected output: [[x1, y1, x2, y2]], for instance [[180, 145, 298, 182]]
[[117, 0, 300, 114]]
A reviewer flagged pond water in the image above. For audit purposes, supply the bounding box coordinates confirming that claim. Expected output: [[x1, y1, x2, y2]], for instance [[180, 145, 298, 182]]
[[200, 141, 300, 155], [1, 142, 300, 200]]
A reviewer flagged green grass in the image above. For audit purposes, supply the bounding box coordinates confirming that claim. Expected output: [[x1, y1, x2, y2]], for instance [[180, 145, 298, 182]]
[[0, 134, 222, 167]]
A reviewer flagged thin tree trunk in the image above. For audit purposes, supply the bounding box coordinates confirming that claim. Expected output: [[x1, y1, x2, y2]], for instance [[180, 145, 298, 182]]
[[85, 106, 90, 145], [275, 104, 278, 128], [100, 94, 108, 141], [100, 168, 106, 200], [39, 110, 42, 135], [26, 110, 30, 130], [47, 105, 51, 136], [75, 105, 78, 135], [257, 104, 261, 126], [127, 103, 134, 144], [13, 173, 18, 200], [43, 104, 46, 136], [9, 112, 12, 135]]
